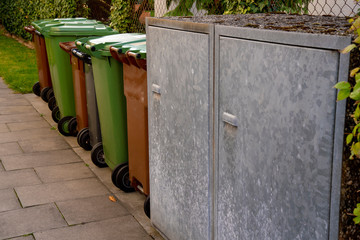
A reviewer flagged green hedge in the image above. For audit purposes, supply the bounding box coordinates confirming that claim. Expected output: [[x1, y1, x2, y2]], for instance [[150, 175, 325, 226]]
[[0, 0, 89, 40]]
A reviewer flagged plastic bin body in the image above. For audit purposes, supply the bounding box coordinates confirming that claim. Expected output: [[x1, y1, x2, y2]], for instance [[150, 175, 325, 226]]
[[84, 61, 102, 147], [59, 42, 88, 131], [110, 41, 149, 195], [24, 26, 52, 91], [46, 36, 77, 118], [91, 56, 128, 169]]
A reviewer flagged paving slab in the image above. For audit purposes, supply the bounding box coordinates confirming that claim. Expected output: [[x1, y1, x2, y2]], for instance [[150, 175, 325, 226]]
[[56, 195, 129, 225], [0, 142, 22, 156], [0, 189, 21, 212], [18, 136, 70, 153], [7, 120, 50, 132], [33, 215, 151, 240], [16, 178, 109, 207], [0, 128, 59, 144], [0, 98, 31, 106], [0, 169, 41, 190], [0, 113, 41, 124], [1, 149, 82, 171], [0, 106, 35, 115], [0, 204, 67, 239], [73, 147, 120, 193], [0, 123, 9, 132], [34, 162, 94, 183]]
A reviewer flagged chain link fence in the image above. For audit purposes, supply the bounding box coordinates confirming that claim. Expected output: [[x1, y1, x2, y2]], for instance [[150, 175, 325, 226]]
[[112, 0, 360, 33]]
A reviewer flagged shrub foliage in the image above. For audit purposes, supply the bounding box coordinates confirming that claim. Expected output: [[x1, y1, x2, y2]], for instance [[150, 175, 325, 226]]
[[0, 0, 89, 40]]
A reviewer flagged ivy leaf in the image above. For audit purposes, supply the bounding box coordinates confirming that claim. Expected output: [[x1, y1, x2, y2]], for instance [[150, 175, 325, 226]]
[[341, 44, 357, 54], [350, 88, 360, 101], [355, 105, 360, 120], [356, 73, 360, 83], [352, 142, 360, 157], [334, 81, 351, 90], [354, 216, 360, 224], [355, 207, 360, 216], [338, 88, 351, 101], [354, 36, 360, 44], [347, 134, 354, 145], [351, 68, 360, 77]]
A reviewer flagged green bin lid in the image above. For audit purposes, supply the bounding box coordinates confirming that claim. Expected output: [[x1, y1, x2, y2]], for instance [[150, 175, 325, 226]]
[[75, 33, 146, 58], [42, 24, 117, 38], [112, 41, 146, 59], [32, 18, 98, 32]]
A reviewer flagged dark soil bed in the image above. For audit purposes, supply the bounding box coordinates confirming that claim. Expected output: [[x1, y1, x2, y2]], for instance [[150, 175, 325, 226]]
[[163, 13, 359, 239], [165, 13, 351, 35]]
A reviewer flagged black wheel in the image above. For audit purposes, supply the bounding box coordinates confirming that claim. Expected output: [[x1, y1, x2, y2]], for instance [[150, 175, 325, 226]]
[[48, 96, 57, 111], [91, 142, 107, 168], [77, 128, 92, 151], [111, 164, 135, 193], [68, 117, 78, 137], [32, 82, 40, 96], [40, 87, 51, 102], [57, 116, 73, 136], [46, 88, 54, 100], [51, 106, 60, 123], [144, 196, 150, 218]]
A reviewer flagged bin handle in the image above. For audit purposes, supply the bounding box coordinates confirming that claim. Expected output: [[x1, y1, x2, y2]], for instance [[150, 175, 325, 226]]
[[151, 84, 161, 95], [127, 51, 141, 59], [222, 112, 238, 127]]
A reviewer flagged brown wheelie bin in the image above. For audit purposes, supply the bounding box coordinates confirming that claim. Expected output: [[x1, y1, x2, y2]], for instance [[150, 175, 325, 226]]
[[24, 25, 53, 102], [59, 42, 88, 140], [109, 40, 150, 218]]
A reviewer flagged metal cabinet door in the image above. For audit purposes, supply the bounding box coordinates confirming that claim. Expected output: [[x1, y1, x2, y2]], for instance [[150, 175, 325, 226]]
[[147, 26, 213, 240], [217, 36, 343, 240]]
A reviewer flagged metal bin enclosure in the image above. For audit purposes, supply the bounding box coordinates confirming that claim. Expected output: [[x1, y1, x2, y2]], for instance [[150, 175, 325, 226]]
[[146, 15, 351, 240]]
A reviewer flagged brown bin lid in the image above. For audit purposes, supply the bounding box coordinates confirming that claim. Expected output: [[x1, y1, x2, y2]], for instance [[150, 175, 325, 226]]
[[59, 41, 77, 54], [24, 25, 35, 34]]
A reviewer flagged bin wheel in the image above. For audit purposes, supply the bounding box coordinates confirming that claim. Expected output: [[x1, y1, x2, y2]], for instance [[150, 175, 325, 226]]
[[46, 88, 54, 101], [51, 106, 60, 123], [57, 116, 73, 136], [111, 164, 135, 193], [40, 87, 51, 102], [77, 128, 92, 151], [68, 117, 78, 137], [91, 142, 107, 168], [48, 96, 57, 111], [144, 196, 150, 218], [32, 82, 40, 96]]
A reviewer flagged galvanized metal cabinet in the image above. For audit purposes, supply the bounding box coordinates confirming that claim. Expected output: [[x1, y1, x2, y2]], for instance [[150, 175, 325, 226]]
[[147, 24, 214, 240], [147, 17, 351, 240], [215, 27, 349, 240]]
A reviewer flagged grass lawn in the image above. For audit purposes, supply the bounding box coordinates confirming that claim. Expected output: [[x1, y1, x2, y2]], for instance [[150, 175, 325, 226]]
[[0, 29, 38, 94]]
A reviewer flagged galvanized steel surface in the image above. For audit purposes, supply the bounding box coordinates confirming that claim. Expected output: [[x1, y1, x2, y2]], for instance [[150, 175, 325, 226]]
[[147, 16, 350, 240]]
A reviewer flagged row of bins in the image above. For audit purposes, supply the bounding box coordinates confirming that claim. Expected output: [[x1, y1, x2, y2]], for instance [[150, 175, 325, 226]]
[[25, 19, 150, 217]]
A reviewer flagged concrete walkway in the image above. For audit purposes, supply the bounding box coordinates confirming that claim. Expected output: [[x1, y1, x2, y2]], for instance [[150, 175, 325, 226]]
[[0, 78, 162, 240]]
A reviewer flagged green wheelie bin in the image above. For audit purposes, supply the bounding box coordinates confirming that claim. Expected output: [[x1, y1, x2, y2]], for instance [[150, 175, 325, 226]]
[[75, 34, 146, 192], [33, 21, 117, 136]]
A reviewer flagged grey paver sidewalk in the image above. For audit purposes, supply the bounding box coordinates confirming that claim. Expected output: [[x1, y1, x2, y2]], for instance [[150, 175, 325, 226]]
[[0, 78, 162, 240]]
